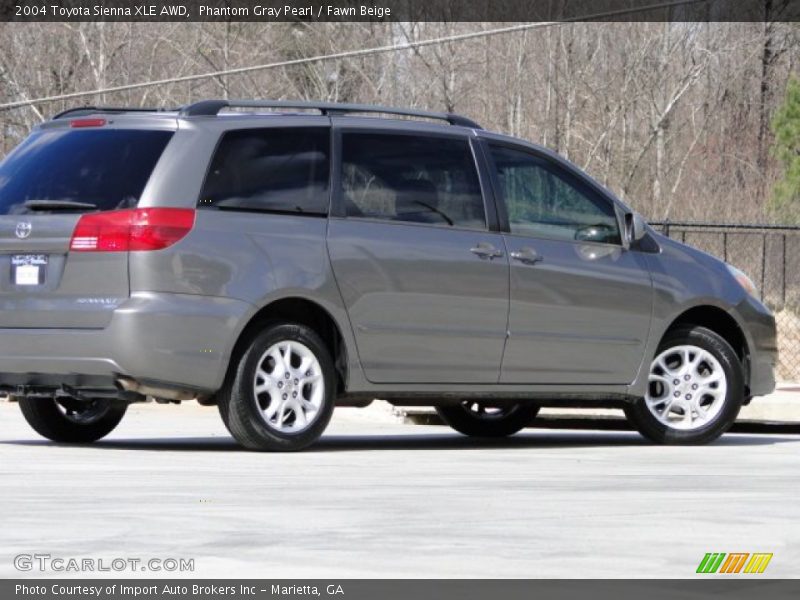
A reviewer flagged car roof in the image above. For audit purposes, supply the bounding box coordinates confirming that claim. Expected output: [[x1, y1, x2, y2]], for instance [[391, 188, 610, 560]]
[[48, 99, 483, 131], [41, 99, 585, 168]]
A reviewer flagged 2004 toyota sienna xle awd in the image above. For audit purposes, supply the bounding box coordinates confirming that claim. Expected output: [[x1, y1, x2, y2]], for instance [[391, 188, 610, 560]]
[[0, 99, 777, 451]]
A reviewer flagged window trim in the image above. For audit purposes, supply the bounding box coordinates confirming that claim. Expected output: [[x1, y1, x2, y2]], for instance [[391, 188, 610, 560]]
[[196, 125, 333, 218], [330, 126, 495, 232], [480, 138, 626, 247]]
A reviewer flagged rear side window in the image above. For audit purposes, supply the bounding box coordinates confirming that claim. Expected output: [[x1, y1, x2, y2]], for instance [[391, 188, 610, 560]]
[[340, 132, 486, 230], [199, 127, 330, 215], [0, 129, 173, 215]]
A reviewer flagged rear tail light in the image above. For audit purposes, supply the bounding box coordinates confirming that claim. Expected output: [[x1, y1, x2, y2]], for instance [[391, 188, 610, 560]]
[[70, 208, 195, 252]]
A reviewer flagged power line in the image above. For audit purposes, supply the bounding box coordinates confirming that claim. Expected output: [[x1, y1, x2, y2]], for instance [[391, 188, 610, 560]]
[[0, 0, 708, 112]]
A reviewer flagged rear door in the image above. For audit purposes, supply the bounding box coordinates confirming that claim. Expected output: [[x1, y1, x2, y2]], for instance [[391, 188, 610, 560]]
[[0, 121, 174, 328], [327, 126, 509, 384]]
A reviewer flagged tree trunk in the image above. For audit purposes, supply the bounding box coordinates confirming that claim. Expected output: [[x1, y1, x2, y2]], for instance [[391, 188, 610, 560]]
[[757, 2, 775, 186]]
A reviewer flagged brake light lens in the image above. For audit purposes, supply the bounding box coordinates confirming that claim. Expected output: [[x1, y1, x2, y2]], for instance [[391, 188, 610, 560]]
[[70, 118, 107, 128], [70, 208, 195, 252]]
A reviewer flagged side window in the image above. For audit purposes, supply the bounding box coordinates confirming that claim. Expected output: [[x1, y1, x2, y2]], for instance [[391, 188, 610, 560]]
[[340, 132, 486, 230], [199, 127, 330, 215], [489, 145, 621, 245]]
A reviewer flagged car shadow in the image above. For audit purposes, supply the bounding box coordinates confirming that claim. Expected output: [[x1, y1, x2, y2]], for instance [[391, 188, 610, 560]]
[[1, 429, 798, 452]]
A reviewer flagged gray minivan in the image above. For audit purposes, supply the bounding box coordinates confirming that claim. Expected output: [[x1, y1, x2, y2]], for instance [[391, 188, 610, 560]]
[[0, 100, 777, 451]]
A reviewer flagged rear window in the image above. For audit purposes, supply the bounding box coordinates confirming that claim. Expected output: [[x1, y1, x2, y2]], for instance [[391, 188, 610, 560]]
[[0, 129, 173, 215], [198, 127, 330, 215]]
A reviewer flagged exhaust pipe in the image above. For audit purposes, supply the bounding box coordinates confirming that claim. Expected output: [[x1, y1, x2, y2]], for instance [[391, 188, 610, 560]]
[[115, 376, 198, 402]]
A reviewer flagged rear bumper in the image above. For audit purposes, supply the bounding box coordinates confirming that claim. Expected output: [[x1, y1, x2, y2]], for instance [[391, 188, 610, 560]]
[[0, 292, 252, 393]]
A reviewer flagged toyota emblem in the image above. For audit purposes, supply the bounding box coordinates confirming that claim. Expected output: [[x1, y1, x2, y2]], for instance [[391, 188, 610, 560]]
[[15, 221, 32, 239]]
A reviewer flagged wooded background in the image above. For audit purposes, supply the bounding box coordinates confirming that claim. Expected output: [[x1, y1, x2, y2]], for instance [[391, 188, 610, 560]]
[[0, 20, 798, 223]]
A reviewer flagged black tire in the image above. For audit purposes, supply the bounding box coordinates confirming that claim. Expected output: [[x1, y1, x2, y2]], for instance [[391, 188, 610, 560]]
[[625, 326, 745, 445], [218, 322, 336, 451], [436, 401, 539, 437], [18, 397, 127, 444], [218, 403, 233, 436]]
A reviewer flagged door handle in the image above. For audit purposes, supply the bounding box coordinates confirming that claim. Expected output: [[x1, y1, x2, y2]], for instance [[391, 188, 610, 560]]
[[470, 242, 504, 260], [510, 247, 542, 265]]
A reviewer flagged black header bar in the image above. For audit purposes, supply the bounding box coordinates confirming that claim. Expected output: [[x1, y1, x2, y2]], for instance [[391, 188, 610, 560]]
[[3, 0, 799, 23]]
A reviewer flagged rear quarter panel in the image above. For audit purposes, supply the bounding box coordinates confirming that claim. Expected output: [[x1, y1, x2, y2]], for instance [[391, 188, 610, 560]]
[[129, 117, 363, 391]]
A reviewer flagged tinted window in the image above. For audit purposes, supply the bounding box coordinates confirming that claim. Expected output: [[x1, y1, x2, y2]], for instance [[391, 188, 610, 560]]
[[341, 133, 485, 229], [200, 128, 330, 215], [490, 145, 621, 245], [0, 129, 173, 215]]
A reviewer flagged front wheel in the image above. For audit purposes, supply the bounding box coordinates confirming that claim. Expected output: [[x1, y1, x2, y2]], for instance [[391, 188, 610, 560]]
[[436, 401, 539, 437], [625, 326, 744, 445], [218, 323, 336, 451], [19, 397, 127, 443]]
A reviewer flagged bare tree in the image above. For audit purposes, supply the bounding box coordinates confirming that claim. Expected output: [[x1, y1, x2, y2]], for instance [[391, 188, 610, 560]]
[[0, 21, 798, 223]]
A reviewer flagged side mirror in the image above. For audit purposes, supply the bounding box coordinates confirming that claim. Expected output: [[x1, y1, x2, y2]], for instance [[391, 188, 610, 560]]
[[625, 212, 647, 246]]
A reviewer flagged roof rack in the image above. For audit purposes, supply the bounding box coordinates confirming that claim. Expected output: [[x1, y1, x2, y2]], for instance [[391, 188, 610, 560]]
[[178, 99, 482, 129], [52, 106, 176, 120]]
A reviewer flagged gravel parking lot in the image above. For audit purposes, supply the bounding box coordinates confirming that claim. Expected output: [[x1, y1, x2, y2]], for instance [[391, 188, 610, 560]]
[[1, 400, 798, 578]]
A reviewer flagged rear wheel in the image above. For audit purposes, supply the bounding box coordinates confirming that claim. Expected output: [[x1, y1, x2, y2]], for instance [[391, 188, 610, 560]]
[[19, 397, 127, 443], [436, 401, 539, 437], [625, 326, 744, 445], [218, 323, 336, 451]]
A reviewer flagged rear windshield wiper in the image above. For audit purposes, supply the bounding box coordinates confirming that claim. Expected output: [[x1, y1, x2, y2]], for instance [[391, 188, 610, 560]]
[[23, 200, 99, 211]]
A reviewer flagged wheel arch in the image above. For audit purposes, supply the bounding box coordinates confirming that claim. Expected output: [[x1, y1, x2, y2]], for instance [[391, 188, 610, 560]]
[[664, 305, 749, 361], [657, 304, 752, 396], [225, 296, 350, 394]]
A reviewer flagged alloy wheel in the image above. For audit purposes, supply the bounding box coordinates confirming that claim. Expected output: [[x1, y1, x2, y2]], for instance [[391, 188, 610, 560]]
[[645, 344, 728, 430], [252, 341, 324, 433], [461, 401, 516, 420], [55, 398, 112, 425]]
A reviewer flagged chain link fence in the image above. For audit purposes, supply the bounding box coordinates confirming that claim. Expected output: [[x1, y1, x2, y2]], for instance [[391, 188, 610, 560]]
[[652, 222, 800, 383]]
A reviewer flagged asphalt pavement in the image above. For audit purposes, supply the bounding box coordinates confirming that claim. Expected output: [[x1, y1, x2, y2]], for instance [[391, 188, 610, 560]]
[[1, 401, 798, 578]]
